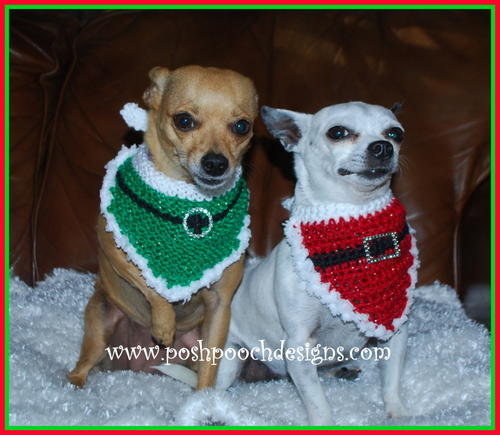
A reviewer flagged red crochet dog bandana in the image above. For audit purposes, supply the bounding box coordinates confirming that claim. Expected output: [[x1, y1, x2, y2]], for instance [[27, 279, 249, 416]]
[[284, 194, 418, 340]]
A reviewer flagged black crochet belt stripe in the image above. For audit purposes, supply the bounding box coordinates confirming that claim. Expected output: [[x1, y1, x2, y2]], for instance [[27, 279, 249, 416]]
[[115, 169, 243, 234], [309, 223, 409, 270]]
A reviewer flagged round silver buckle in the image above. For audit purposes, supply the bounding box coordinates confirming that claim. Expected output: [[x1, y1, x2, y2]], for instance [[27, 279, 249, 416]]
[[182, 207, 213, 238]]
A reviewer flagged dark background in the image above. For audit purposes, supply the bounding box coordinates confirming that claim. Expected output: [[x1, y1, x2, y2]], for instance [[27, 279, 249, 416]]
[[9, 9, 491, 326]]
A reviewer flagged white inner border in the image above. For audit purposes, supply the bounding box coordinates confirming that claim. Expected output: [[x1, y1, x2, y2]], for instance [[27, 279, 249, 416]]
[[100, 145, 250, 302], [284, 193, 420, 341]]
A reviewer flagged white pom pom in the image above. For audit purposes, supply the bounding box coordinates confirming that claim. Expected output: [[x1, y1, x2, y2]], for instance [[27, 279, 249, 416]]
[[281, 197, 294, 211], [120, 102, 148, 131]]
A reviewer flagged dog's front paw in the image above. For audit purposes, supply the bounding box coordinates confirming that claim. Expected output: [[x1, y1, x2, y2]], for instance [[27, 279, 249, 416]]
[[385, 400, 410, 418], [152, 318, 176, 347], [67, 370, 87, 388]]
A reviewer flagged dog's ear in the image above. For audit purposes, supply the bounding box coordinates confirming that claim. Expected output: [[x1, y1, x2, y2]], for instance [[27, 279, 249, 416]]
[[390, 102, 403, 116], [260, 106, 311, 152], [143, 67, 170, 110]]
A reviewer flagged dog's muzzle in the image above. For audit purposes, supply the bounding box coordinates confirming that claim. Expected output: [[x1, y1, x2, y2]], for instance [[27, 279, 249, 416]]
[[195, 152, 233, 189], [368, 141, 393, 161], [338, 140, 395, 180], [201, 153, 229, 177]]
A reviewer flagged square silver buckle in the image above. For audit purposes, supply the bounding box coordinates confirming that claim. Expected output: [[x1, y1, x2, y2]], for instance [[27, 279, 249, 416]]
[[362, 231, 400, 264]]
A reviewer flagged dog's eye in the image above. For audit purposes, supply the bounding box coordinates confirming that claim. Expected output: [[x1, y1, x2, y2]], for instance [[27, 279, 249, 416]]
[[173, 113, 197, 132], [327, 126, 350, 141], [386, 127, 404, 143], [231, 119, 251, 136]]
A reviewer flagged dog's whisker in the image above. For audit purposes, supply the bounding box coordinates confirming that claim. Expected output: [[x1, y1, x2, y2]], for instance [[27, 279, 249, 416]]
[[397, 155, 410, 175]]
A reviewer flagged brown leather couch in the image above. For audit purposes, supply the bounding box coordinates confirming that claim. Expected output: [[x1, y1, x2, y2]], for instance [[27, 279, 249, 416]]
[[10, 10, 490, 323]]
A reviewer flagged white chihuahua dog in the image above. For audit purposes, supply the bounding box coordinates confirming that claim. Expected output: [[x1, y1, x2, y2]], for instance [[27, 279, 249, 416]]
[[215, 102, 419, 425]]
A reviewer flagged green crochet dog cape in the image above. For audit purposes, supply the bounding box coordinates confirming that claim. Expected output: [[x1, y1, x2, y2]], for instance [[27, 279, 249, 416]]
[[100, 144, 250, 302]]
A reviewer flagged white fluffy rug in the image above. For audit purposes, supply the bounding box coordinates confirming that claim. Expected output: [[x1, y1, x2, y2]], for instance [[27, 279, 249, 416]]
[[9, 269, 491, 427]]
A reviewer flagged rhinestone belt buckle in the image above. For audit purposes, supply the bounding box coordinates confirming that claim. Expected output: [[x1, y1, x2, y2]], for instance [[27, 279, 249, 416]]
[[182, 207, 213, 238], [362, 231, 400, 264]]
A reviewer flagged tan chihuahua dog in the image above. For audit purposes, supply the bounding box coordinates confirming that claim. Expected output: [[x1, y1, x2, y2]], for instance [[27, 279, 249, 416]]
[[68, 65, 258, 389]]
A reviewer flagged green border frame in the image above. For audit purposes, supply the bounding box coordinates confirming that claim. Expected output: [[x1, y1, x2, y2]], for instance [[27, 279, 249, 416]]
[[4, 3, 496, 431]]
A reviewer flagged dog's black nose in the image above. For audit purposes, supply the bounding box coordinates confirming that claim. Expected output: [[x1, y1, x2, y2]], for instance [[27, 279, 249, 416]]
[[201, 153, 229, 177], [367, 141, 394, 161]]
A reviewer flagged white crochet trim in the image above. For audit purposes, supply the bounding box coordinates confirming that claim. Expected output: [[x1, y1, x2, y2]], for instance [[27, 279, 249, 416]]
[[284, 193, 419, 341], [120, 102, 148, 132], [100, 145, 250, 303], [287, 190, 394, 222]]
